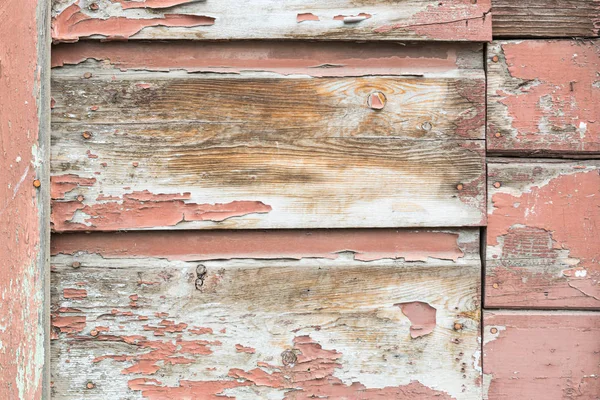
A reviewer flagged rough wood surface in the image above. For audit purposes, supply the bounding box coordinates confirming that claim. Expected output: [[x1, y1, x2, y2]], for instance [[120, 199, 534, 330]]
[[483, 311, 600, 400], [0, 0, 51, 398], [486, 161, 600, 309], [50, 229, 482, 399], [491, 0, 600, 38], [50, 0, 492, 42], [50, 44, 486, 231], [487, 40, 600, 155]]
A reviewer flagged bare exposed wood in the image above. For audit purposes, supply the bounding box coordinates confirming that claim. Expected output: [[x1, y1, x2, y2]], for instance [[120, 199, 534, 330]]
[[0, 0, 51, 398], [487, 40, 600, 155], [50, 229, 481, 399], [486, 161, 600, 309], [50, 0, 492, 42], [483, 311, 600, 399], [50, 50, 486, 231], [492, 0, 600, 38]]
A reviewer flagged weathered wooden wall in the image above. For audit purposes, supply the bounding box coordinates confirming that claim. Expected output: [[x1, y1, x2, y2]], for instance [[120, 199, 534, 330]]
[[0, 0, 51, 399], [41, 2, 600, 400]]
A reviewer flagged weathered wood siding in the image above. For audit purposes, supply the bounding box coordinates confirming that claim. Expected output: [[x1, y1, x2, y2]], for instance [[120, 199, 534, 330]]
[[0, 0, 51, 399], [50, 42, 486, 231], [486, 160, 600, 309], [487, 40, 600, 155], [491, 0, 600, 38], [51, 229, 482, 399], [51, 0, 492, 43], [483, 311, 600, 400]]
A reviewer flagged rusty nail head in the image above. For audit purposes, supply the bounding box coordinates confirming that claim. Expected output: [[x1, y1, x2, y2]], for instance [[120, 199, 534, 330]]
[[90, 329, 99, 337], [490, 327, 498, 334], [493, 182, 502, 188], [83, 72, 92, 79], [86, 382, 95, 389], [492, 56, 499, 63], [82, 131, 92, 139], [456, 183, 464, 191], [454, 322, 463, 331], [493, 283, 499, 289], [33, 179, 41, 188], [72, 261, 81, 269], [368, 92, 386, 110], [494, 132, 501, 138]]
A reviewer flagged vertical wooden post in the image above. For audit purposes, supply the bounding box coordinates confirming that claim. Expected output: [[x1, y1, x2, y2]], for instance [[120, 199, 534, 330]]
[[0, 0, 50, 398]]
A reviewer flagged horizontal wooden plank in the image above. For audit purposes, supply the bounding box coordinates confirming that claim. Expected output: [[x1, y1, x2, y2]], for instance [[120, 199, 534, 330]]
[[50, 230, 481, 399], [491, 0, 600, 38], [51, 41, 485, 76], [50, 56, 486, 231], [486, 161, 600, 309], [51, 228, 481, 263], [51, 0, 492, 42], [483, 311, 600, 400], [487, 40, 600, 155]]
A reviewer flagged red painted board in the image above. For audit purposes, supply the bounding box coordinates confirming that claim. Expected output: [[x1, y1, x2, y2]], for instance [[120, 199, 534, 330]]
[[0, 0, 51, 398], [486, 161, 600, 309], [488, 40, 600, 155], [483, 311, 600, 400]]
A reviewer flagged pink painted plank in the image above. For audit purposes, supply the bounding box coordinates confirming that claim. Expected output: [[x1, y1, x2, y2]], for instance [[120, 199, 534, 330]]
[[50, 0, 492, 42], [487, 40, 600, 155], [486, 161, 600, 309], [51, 228, 480, 263], [0, 0, 51, 398], [483, 311, 600, 400]]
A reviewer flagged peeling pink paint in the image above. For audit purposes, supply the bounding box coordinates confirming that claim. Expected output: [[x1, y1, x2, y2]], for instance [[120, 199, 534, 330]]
[[111, 0, 196, 9], [51, 174, 97, 199], [52, 4, 215, 43], [51, 41, 468, 77], [296, 13, 319, 23], [52, 189, 272, 231], [235, 344, 256, 354], [52, 315, 86, 334], [488, 169, 600, 307], [484, 312, 600, 399], [492, 41, 600, 153], [129, 335, 454, 399], [63, 288, 88, 299], [374, 0, 492, 41], [51, 230, 466, 262], [397, 302, 437, 339]]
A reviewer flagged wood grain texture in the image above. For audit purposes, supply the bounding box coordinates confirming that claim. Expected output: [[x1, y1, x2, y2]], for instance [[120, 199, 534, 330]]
[[486, 161, 600, 309], [0, 0, 51, 398], [50, 49, 486, 231], [50, 0, 492, 42], [50, 229, 482, 400], [483, 311, 600, 400], [487, 40, 600, 155], [491, 0, 600, 38]]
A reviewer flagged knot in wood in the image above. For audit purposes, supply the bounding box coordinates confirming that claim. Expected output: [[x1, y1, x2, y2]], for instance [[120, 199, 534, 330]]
[[281, 350, 297, 366], [367, 91, 386, 110]]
